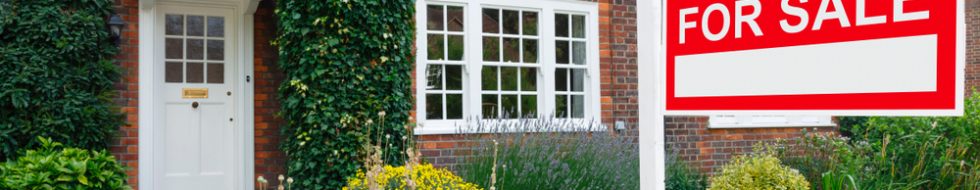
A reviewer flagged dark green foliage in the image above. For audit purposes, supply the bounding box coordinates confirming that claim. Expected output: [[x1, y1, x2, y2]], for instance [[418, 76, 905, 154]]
[[0, 0, 122, 160], [0, 137, 130, 190], [666, 152, 707, 190], [274, 1, 415, 189]]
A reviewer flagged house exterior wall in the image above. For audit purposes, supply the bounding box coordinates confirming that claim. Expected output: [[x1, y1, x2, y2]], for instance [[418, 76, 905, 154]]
[[251, 0, 288, 184], [110, 0, 141, 187]]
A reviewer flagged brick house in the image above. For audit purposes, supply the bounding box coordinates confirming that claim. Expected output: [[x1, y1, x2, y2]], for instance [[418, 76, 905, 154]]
[[107, 0, 980, 189]]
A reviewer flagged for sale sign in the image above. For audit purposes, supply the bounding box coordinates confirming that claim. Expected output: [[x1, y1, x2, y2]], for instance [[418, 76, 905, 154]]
[[665, 0, 965, 115]]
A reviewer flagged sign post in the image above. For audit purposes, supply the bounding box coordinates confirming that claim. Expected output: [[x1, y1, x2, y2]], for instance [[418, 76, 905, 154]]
[[638, 0, 965, 189]]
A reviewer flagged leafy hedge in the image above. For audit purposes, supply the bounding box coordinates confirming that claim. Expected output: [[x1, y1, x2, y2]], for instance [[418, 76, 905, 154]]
[[0, 0, 122, 160], [274, 1, 415, 189], [0, 137, 130, 190]]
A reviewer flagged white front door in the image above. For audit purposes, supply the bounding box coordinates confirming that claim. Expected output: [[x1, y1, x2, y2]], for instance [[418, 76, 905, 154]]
[[154, 6, 240, 190]]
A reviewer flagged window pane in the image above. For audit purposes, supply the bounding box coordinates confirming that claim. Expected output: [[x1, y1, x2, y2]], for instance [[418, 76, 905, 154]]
[[555, 68, 568, 91], [500, 67, 518, 91], [571, 95, 584, 118], [165, 38, 183, 59], [556, 14, 569, 37], [572, 15, 586, 38], [207, 63, 224, 84], [426, 94, 443, 120], [556, 41, 569, 64], [428, 34, 445, 60], [572, 69, 585, 92], [447, 6, 464, 32], [207, 40, 224, 61], [427, 5, 444, 31], [501, 95, 518, 119], [446, 94, 463, 119], [187, 15, 204, 36], [207, 16, 224, 37], [523, 39, 538, 63], [573, 41, 586, 65], [521, 67, 536, 91], [186, 62, 204, 83], [426, 65, 443, 90], [482, 94, 498, 119], [483, 37, 500, 61], [502, 38, 519, 63], [522, 12, 538, 36], [555, 95, 568, 118], [483, 9, 499, 33], [522, 95, 537, 118], [165, 15, 183, 35], [165, 62, 183, 83], [482, 66, 498, 91], [448, 35, 464, 61], [446, 65, 463, 90], [502, 10, 519, 34], [186, 39, 204, 60]]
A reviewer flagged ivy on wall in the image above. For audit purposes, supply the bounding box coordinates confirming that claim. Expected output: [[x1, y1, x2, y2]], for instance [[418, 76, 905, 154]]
[[0, 0, 122, 160], [274, 0, 415, 189]]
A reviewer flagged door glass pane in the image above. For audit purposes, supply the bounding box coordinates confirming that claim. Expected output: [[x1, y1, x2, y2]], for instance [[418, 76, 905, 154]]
[[523, 39, 538, 63], [571, 95, 584, 118], [207, 63, 224, 84], [522, 12, 538, 35], [165, 15, 184, 35], [207, 40, 224, 61], [165, 38, 183, 59], [482, 66, 498, 91], [447, 6, 464, 32], [186, 62, 204, 83], [573, 41, 586, 65], [555, 68, 568, 91], [556, 41, 569, 64], [500, 67, 518, 91], [446, 65, 463, 90], [186, 39, 204, 60], [428, 34, 444, 60], [446, 94, 463, 119], [572, 15, 586, 38], [521, 67, 536, 91], [448, 35, 464, 61], [482, 94, 498, 119], [482, 9, 499, 33], [502, 38, 519, 63], [571, 69, 585, 92], [426, 94, 443, 120], [556, 14, 569, 37], [165, 62, 183, 83], [502, 10, 519, 34], [555, 95, 568, 118], [186, 15, 204, 36], [483, 37, 499, 61], [522, 95, 537, 118], [426, 65, 443, 90], [427, 5, 444, 31], [207, 16, 224, 37], [501, 95, 518, 119]]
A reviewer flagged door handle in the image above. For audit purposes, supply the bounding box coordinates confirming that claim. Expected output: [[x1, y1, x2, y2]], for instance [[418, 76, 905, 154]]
[[192, 101, 199, 109]]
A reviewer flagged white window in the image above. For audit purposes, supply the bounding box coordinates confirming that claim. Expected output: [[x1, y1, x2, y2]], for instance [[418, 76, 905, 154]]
[[709, 115, 835, 128], [416, 0, 600, 134]]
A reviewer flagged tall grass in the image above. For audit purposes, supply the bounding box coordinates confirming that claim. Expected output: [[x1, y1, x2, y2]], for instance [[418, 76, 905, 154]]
[[454, 118, 639, 190]]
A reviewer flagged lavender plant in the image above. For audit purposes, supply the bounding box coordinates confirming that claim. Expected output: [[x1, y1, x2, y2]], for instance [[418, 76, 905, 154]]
[[455, 118, 639, 190]]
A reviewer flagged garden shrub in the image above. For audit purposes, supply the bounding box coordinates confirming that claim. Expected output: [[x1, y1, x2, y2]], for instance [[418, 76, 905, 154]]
[[0, 0, 122, 160], [666, 151, 707, 190], [456, 119, 639, 190], [274, 0, 415, 189], [708, 144, 810, 190], [343, 164, 481, 190], [0, 137, 130, 190]]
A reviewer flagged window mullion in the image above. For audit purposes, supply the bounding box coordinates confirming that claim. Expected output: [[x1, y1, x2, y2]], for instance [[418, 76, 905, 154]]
[[540, 8, 557, 118], [467, 3, 482, 120]]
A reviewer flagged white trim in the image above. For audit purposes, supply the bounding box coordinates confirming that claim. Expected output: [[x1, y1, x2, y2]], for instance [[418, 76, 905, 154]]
[[708, 115, 835, 129], [414, 0, 600, 135], [138, 1, 258, 189], [637, 0, 665, 189]]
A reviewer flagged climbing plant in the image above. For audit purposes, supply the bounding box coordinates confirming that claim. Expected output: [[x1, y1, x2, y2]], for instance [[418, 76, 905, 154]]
[[275, 0, 415, 189], [0, 0, 122, 160]]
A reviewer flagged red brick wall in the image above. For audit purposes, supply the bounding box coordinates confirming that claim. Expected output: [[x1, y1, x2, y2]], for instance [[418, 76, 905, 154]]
[[252, 0, 288, 186], [969, 1, 979, 94], [110, 0, 141, 188]]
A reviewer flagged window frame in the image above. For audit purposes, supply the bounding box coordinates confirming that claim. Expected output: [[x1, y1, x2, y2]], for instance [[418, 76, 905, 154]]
[[708, 115, 836, 129], [415, 0, 600, 135]]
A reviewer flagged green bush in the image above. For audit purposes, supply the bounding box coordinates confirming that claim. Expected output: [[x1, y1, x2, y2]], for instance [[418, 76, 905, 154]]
[[666, 152, 707, 190], [0, 0, 122, 160], [274, 0, 415, 189], [708, 144, 810, 190], [0, 137, 130, 190]]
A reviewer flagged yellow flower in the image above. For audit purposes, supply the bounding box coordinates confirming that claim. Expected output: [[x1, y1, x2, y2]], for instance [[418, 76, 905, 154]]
[[343, 164, 482, 190]]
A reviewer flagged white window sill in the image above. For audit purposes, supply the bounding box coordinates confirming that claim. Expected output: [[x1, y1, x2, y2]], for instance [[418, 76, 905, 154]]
[[414, 118, 606, 135], [708, 123, 837, 129]]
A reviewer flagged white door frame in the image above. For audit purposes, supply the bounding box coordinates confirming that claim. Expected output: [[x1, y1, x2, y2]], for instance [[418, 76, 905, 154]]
[[138, 0, 259, 189]]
